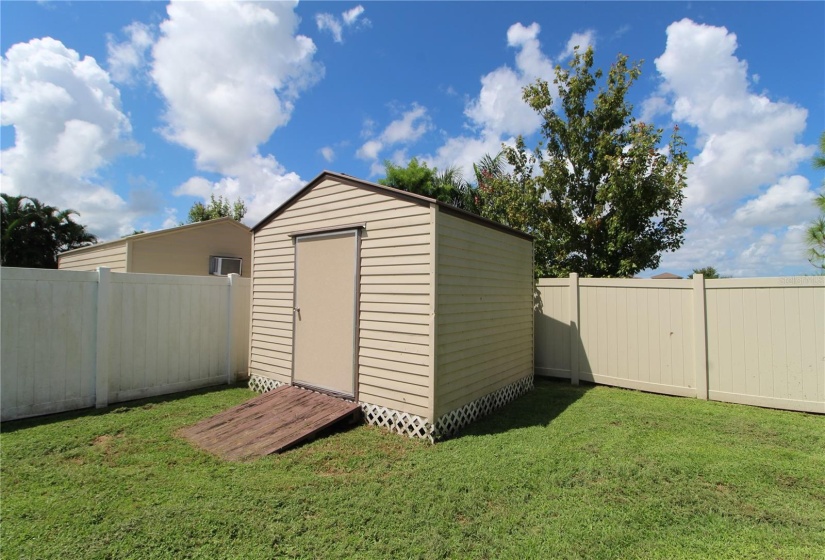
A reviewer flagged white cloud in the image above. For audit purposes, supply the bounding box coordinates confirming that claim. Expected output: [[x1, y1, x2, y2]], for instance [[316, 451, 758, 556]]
[[507, 22, 555, 82], [426, 132, 513, 181], [174, 155, 304, 227], [740, 232, 777, 264], [734, 224, 812, 274], [152, 0, 323, 221], [161, 207, 179, 230], [463, 22, 553, 140], [357, 140, 383, 160], [613, 25, 631, 40], [361, 117, 377, 139], [342, 5, 366, 26], [152, 0, 322, 171], [368, 148, 408, 177], [316, 5, 369, 44], [1, 37, 148, 239], [733, 175, 817, 227], [649, 18, 817, 276], [424, 22, 559, 177], [315, 13, 343, 43], [107, 21, 154, 84], [357, 104, 430, 164], [465, 66, 538, 138], [559, 30, 596, 59], [319, 146, 335, 163], [640, 95, 670, 123], [655, 19, 812, 211], [173, 176, 213, 199], [381, 105, 429, 144], [368, 160, 385, 178]]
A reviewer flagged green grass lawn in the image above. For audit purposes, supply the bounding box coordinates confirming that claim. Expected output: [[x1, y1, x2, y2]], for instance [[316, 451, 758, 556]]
[[2, 378, 823, 559]]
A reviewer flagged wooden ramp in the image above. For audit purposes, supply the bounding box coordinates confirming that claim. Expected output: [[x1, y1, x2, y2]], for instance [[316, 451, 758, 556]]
[[180, 385, 360, 460]]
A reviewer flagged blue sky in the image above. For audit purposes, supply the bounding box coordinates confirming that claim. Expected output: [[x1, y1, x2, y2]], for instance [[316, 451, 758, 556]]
[[2, 1, 823, 277]]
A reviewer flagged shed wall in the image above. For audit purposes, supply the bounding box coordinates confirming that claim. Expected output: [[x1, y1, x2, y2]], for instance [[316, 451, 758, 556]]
[[251, 177, 434, 419], [434, 211, 533, 418], [58, 243, 128, 272], [130, 221, 251, 277]]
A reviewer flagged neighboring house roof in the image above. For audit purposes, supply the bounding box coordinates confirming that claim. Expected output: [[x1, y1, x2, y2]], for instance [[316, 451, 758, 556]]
[[651, 272, 683, 279], [251, 170, 533, 241], [59, 217, 251, 257]]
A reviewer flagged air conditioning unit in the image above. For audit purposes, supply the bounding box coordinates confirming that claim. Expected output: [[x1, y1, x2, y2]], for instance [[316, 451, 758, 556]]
[[210, 256, 242, 276]]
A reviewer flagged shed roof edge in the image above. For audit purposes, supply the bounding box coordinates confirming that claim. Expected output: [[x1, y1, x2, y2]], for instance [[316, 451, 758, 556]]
[[59, 217, 250, 257], [251, 170, 533, 241]]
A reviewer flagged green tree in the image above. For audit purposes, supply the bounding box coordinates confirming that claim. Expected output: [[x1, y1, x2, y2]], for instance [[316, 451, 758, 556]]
[[378, 158, 478, 212], [806, 132, 825, 270], [493, 46, 690, 278], [473, 152, 506, 189], [477, 140, 556, 277], [187, 194, 247, 223], [1, 194, 97, 268], [688, 266, 722, 279]]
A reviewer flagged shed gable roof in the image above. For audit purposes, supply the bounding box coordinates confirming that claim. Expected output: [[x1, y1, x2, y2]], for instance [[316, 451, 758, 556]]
[[59, 217, 250, 257], [251, 170, 532, 241]]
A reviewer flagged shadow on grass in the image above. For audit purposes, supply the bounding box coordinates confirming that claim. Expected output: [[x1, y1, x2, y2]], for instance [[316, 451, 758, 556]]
[[456, 376, 589, 439], [0, 382, 253, 434]]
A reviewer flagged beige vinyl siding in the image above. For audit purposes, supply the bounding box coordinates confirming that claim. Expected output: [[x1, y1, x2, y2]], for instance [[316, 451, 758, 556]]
[[434, 211, 533, 418], [58, 242, 128, 272], [251, 177, 434, 419], [130, 221, 251, 277]]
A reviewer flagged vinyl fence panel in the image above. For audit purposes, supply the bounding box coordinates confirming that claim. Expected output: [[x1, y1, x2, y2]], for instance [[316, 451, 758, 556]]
[[534, 279, 572, 379], [535, 274, 824, 414], [105, 273, 231, 402], [1, 268, 251, 421], [705, 278, 824, 413], [577, 279, 695, 397], [1, 269, 98, 420]]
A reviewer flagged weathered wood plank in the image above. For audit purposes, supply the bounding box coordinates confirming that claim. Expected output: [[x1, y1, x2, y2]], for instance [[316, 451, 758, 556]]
[[180, 386, 360, 459]]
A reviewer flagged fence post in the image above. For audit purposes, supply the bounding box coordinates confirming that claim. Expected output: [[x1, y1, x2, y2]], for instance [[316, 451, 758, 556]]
[[226, 273, 237, 384], [692, 273, 709, 400], [569, 272, 580, 386], [95, 267, 111, 408]]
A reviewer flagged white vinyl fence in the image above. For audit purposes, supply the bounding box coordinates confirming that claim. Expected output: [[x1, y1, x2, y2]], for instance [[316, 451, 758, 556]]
[[535, 274, 824, 414], [1, 267, 250, 421]]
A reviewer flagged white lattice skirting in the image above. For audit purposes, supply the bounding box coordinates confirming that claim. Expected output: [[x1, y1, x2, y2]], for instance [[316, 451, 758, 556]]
[[361, 375, 534, 442], [248, 373, 534, 443], [360, 403, 435, 440], [248, 373, 286, 394], [431, 375, 534, 440]]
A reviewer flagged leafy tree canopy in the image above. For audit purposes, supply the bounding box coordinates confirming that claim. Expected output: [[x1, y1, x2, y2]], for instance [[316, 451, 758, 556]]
[[187, 194, 247, 223], [483, 46, 690, 278], [1, 194, 97, 268], [806, 132, 825, 270], [688, 266, 723, 279], [378, 158, 479, 213]]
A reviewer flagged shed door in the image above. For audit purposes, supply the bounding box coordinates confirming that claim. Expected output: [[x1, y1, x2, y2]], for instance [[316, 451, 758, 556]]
[[292, 231, 359, 397]]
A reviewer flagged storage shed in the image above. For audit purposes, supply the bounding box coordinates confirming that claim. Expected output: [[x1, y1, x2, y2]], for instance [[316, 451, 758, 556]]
[[59, 217, 252, 277], [249, 171, 534, 440]]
